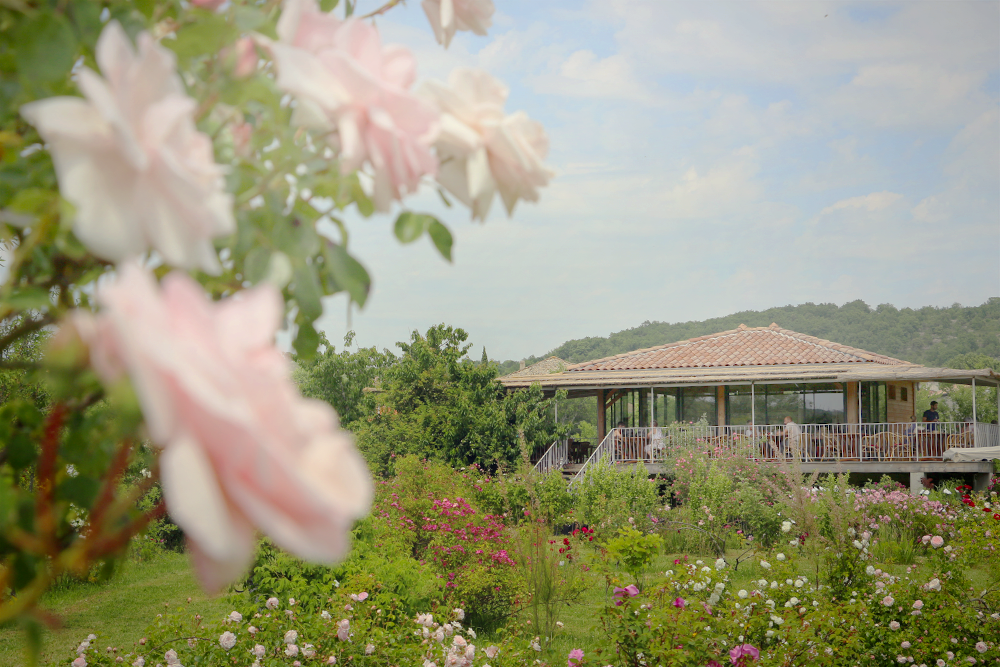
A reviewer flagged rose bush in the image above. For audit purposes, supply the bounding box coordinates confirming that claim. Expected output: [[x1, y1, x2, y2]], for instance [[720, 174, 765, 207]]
[[0, 0, 548, 657]]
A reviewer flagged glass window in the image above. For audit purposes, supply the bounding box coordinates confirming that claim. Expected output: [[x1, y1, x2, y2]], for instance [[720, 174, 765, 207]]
[[743, 383, 846, 425], [726, 386, 754, 426], [653, 388, 678, 425], [807, 383, 846, 424], [680, 387, 717, 425]]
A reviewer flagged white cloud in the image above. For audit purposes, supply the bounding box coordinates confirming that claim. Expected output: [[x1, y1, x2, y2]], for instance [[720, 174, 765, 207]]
[[820, 191, 903, 216]]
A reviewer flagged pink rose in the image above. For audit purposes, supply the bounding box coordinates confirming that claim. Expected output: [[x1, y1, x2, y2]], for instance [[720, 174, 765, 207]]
[[20, 22, 233, 273], [192, 0, 226, 9], [673, 597, 686, 609], [233, 37, 258, 78], [420, 68, 552, 220], [567, 648, 584, 666], [882, 596, 895, 607], [421, 0, 494, 48], [930, 536, 944, 548], [72, 266, 371, 592], [912, 600, 923, 610], [269, 0, 438, 212], [729, 643, 760, 664], [337, 619, 351, 642]]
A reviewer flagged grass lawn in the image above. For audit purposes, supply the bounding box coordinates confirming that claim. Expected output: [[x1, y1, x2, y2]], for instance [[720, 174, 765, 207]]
[[0, 552, 232, 667]]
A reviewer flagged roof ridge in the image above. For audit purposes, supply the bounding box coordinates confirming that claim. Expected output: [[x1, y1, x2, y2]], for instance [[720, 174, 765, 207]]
[[564, 326, 749, 370], [566, 325, 913, 371]]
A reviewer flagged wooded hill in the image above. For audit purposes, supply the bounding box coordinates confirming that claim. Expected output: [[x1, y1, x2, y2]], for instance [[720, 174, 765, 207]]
[[498, 298, 1000, 374]]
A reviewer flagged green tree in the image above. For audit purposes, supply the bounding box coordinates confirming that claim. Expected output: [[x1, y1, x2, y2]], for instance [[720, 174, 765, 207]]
[[939, 353, 1000, 423], [294, 331, 396, 427], [351, 324, 568, 475]]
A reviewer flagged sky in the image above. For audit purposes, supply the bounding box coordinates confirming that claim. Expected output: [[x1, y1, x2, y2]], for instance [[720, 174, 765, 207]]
[[316, 0, 1000, 361]]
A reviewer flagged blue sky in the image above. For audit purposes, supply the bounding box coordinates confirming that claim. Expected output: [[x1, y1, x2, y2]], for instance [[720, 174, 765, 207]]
[[326, 1, 1000, 360]]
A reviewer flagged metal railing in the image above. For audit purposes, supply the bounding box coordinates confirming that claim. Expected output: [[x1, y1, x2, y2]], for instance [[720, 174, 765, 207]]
[[533, 439, 568, 474], [568, 430, 615, 487], [568, 422, 999, 483]]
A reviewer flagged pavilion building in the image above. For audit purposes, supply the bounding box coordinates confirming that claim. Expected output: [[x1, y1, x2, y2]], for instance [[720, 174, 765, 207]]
[[500, 324, 1000, 491]]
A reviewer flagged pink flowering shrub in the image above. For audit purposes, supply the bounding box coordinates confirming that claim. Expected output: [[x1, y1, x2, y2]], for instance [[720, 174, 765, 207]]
[[375, 456, 526, 627]]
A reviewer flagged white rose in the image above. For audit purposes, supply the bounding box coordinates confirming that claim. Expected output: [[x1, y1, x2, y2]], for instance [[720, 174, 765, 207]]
[[20, 22, 234, 273], [219, 632, 236, 650], [421, 0, 494, 48], [421, 69, 553, 220]]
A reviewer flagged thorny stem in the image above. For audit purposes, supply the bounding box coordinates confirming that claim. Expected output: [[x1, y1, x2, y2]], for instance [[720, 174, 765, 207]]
[[86, 439, 134, 537], [36, 403, 67, 556], [359, 0, 404, 19]]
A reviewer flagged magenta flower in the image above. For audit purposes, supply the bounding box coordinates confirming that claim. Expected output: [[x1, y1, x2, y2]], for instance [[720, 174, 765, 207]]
[[729, 644, 760, 664], [567, 648, 584, 666], [613, 585, 640, 605], [673, 597, 686, 609]]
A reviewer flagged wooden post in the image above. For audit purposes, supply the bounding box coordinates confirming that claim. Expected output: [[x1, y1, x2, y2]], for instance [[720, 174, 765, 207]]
[[846, 382, 859, 425], [597, 388, 606, 442]]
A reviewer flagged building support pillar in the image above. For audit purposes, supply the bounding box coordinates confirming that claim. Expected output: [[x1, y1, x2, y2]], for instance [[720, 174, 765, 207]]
[[597, 389, 606, 442], [973, 472, 990, 493], [971, 377, 977, 445], [717, 386, 726, 426], [909, 472, 926, 496]]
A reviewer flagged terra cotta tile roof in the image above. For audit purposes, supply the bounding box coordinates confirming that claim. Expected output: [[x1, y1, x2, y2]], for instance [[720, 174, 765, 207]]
[[502, 356, 569, 378], [567, 324, 908, 372]]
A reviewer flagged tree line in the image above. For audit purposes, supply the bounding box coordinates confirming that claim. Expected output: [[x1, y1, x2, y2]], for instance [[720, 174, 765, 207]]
[[497, 298, 1000, 371]]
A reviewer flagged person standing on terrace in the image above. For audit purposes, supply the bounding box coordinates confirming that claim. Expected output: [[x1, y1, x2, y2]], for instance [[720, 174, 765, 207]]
[[923, 401, 940, 431], [783, 416, 802, 459]]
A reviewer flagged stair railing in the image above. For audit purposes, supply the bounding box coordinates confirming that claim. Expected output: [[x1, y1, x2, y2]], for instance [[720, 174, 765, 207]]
[[568, 428, 618, 488], [533, 439, 568, 474]]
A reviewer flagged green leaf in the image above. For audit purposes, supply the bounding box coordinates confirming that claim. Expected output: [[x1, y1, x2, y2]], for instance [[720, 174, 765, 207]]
[[234, 6, 268, 31], [345, 177, 374, 217], [436, 187, 453, 208], [293, 320, 320, 360], [243, 247, 270, 284], [292, 263, 323, 320], [427, 219, 454, 262], [58, 476, 100, 508], [323, 243, 370, 307], [7, 286, 51, 310], [394, 212, 431, 244], [16, 11, 77, 84], [133, 0, 157, 19], [8, 188, 53, 216], [6, 432, 36, 471], [166, 13, 239, 66], [319, 0, 340, 11]]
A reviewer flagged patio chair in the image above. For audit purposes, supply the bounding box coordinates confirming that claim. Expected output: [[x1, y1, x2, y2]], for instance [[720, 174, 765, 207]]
[[860, 434, 883, 460], [945, 430, 973, 448], [884, 433, 913, 460], [821, 433, 842, 460]]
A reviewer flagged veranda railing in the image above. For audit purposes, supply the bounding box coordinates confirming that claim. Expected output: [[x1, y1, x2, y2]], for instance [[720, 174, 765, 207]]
[[568, 422, 998, 483]]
